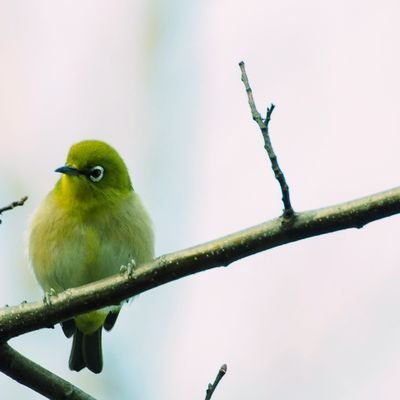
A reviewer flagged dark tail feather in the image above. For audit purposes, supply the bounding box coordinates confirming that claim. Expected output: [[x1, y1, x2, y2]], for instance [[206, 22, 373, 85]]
[[61, 319, 76, 338], [69, 328, 103, 374], [104, 310, 120, 331], [83, 328, 103, 374], [69, 330, 85, 372]]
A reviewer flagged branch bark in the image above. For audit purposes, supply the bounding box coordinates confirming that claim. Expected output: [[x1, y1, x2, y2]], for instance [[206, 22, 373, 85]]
[[1, 186, 400, 342], [0, 343, 95, 399]]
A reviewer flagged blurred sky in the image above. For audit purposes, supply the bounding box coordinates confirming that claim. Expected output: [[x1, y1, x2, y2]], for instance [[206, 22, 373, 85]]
[[1, 0, 400, 399]]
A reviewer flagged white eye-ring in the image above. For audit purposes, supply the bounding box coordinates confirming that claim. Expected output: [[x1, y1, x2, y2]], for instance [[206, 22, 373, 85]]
[[88, 165, 105, 182]]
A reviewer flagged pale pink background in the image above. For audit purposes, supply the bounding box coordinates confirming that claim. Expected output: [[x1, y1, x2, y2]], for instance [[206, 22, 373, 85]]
[[1, 1, 400, 399]]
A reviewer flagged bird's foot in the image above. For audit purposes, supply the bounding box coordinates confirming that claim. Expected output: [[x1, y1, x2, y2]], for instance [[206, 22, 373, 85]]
[[43, 288, 56, 305], [120, 258, 136, 278]]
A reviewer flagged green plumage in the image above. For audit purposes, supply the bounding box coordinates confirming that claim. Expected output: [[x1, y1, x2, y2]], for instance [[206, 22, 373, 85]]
[[29, 140, 154, 373]]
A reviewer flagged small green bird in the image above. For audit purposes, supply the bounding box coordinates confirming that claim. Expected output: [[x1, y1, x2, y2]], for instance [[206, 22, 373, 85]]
[[29, 140, 154, 373]]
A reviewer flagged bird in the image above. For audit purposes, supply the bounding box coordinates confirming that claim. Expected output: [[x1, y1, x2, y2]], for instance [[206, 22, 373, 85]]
[[28, 140, 154, 373]]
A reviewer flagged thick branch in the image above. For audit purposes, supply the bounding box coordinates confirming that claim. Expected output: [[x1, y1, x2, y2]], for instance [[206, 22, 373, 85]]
[[1, 186, 400, 341], [0, 343, 95, 400], [239, 61, 293, 216]]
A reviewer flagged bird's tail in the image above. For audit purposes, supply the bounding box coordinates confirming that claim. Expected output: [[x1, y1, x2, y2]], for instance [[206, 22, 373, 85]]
[[69, 328, 103, 374], [62, 309, 120, 373]]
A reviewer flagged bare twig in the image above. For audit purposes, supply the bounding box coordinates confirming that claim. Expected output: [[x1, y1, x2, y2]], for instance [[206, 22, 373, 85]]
[[0, 343, 95, 400], [205, 364, 227, 400], [0, 196, 28, 223], [239, 61, 293, 217], [1, 186, 400, 342]]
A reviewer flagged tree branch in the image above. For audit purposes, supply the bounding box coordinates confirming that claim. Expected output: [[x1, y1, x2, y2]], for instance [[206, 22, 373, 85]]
[[205, 364, 227, 400], [239, 61, 293, 217], [0, 343, 95, 400], [1, 186, 400, 342], [0, 196, 28, 223]]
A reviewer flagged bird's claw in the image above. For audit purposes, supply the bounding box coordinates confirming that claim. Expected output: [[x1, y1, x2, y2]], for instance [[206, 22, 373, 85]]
[[120, 258, 136, 278], [43, 288, 56, 305]]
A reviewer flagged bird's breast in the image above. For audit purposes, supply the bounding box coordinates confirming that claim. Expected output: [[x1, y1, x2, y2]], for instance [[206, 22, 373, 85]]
[[29, 194, 135, 293]]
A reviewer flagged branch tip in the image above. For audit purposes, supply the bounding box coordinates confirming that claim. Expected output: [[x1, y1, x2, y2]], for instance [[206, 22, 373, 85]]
[[0, 196, 29, 223], [220, 363, 227, 374], [266, 103, 275, 121], [205, 363, 228, 400]]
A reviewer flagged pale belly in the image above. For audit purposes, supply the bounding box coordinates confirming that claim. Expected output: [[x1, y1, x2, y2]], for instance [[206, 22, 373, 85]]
[[30, 208, 133, 293]]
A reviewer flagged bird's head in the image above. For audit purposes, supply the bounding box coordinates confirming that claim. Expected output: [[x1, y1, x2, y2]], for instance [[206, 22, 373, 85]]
[[55, 140, 133, 205]]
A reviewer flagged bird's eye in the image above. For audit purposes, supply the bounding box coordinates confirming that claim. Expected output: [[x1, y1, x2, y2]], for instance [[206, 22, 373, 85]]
[[88, 166, 105, 182]]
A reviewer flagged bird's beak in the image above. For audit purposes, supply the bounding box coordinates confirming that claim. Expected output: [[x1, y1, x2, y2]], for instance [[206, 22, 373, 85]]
[[55, 165, 82, 176]]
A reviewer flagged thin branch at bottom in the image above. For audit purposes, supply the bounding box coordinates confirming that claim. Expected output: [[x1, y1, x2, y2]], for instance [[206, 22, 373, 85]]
[[0, 343, 95, 400], [205, 364, 227, 400]]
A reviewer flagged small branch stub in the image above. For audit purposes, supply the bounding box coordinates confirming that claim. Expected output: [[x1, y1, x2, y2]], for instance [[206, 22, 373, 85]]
[[205, 364, 227, 400], [239, 61, 294, 217], [0, 196, 28, 224]]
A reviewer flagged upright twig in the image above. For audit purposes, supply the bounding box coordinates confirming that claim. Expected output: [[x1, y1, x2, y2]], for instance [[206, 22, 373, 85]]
[[205, 364, 227, 400], [239, 61, 293, 217], [0, 196, 28, 223]]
